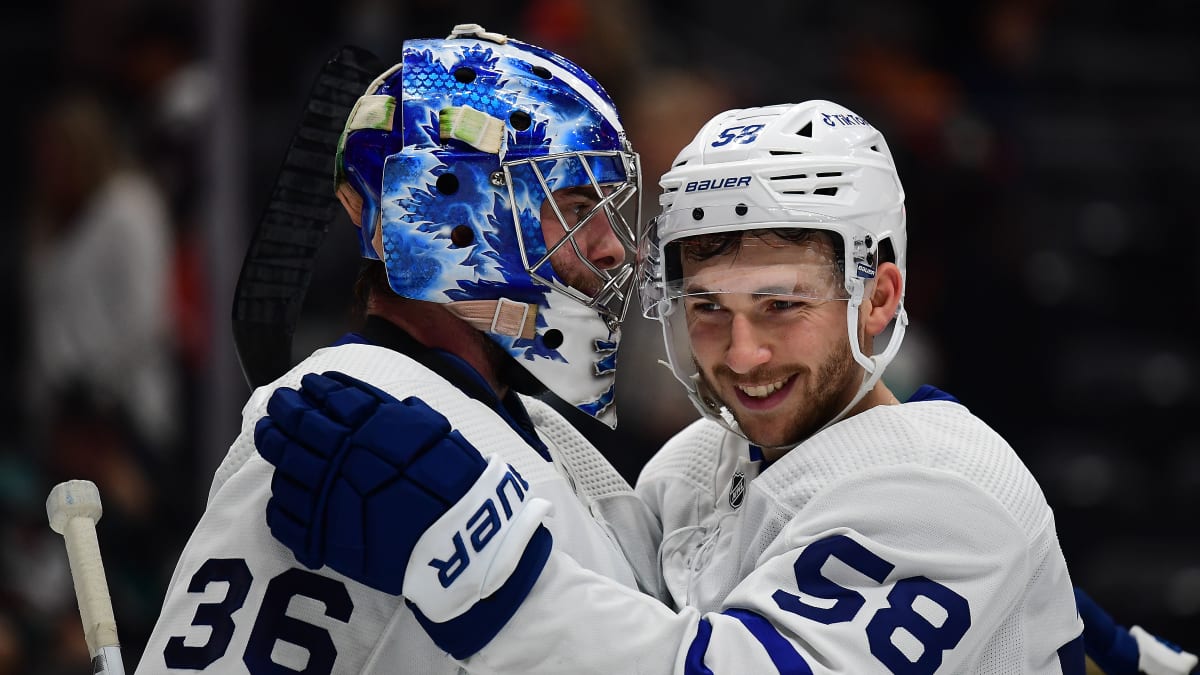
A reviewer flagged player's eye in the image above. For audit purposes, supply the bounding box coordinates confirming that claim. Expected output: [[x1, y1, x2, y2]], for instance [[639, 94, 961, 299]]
[[572, 197, 598, 217], [550, 191, 598, 224], [756, 296, 823, 318], [685, 297, 724, 314]]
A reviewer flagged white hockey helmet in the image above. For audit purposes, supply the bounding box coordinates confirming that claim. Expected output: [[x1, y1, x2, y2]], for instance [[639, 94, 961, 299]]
[[639, 100, 908, 442]]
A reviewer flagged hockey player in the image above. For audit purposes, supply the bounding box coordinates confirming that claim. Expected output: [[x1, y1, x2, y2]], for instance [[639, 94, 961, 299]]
[[133, 24, 662, 674], [256, 101, 1198, 674]]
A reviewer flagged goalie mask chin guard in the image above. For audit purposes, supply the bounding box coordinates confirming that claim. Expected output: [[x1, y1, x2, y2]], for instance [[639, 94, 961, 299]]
[[638, 100, 908, 446], [336, 24, 642, 426]]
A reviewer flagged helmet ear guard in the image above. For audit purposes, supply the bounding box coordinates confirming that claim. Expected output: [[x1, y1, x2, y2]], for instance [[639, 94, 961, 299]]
[[640, 100, 908, 446], [337, 89, 402, 257], [334, 25, 642, 426]]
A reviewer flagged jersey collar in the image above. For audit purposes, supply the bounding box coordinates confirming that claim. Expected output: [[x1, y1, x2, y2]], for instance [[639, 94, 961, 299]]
[[905, 384, 960, 403], [334, 315, 551, 460]]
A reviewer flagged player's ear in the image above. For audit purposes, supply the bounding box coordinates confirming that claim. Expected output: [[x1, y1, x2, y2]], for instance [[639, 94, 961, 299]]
[[862, 262, 902, 338], [337, 183, 364, 227]]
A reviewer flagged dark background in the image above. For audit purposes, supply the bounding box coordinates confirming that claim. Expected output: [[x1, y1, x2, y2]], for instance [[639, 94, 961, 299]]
[[1, 0, 1197, 671]]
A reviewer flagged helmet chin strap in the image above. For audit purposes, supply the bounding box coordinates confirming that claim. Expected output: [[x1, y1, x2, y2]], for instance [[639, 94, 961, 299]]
[[811, 291, 909, 439]]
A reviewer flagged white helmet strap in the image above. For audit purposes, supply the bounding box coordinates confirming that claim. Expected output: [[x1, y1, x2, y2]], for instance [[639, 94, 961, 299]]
[[811, 300, 909, 439], [445, 298, 539, 340]]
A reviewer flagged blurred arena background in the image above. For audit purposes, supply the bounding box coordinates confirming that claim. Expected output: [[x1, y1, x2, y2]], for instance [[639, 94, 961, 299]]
[[0, 0, 1196, 670]]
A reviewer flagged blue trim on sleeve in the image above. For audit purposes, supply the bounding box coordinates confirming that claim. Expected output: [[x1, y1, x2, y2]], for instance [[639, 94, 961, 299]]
[[1057, 633, 1087, 675], [724, 608, 814, 674], [410, 525, 554, 660], [1075, 587, 1137, 674], [905, 384, 959, 404], [684, 618, 716, 675]]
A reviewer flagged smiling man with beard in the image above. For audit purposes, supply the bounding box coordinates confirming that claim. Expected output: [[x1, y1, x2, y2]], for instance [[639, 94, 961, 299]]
[[254, 100, 1196, 674]]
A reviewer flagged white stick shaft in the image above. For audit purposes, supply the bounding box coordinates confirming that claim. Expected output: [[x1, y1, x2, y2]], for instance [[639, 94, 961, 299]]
[[93, 645, 127, 675], [62, 516, 124, 673]]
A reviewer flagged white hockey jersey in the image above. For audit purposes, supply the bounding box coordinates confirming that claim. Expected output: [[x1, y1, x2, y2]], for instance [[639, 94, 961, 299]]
[[135, 340, 660, 674], [462, 391, 1085, 674]]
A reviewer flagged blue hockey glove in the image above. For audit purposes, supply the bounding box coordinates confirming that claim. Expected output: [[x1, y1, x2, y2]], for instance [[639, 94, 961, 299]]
[[255, 371, 554, 656], [1076, 587, 1198, 675]]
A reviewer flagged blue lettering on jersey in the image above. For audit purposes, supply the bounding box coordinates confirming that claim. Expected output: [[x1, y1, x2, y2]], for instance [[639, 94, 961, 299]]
[[684, 175, 752, 193], [244, 569, 353, 673], [429, 465, 531, 588], [164, 558, 253, 669], [164, 560, 353, 673], [774, 534, 971, 675]]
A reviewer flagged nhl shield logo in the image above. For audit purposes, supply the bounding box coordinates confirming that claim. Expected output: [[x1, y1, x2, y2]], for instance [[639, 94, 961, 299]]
[[728, 471, 746, 509]]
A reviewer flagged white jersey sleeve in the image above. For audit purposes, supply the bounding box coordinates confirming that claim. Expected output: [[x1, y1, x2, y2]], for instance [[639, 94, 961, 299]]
[[136, 343, 642, 674], [457, 400, 1085, 674], [521, 396, 667, 601]]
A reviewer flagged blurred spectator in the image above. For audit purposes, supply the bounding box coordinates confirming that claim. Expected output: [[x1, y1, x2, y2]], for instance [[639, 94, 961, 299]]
[[114, 4, 216, 378], [17, 88, 183, 669], [23, 90, 179, 454]]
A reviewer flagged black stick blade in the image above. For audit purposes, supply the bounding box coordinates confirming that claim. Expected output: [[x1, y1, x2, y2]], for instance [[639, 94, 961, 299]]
[[232, 45, 385, 388]]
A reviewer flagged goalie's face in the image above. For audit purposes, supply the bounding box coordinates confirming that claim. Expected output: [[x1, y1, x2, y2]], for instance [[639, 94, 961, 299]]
[[539, 186, 626, 297], [680, 232, 863, 449]]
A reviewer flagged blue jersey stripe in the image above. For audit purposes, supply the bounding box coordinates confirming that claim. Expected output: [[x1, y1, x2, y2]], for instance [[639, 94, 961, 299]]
[[905, 384, 959, 403], [724, 608, 814, 674], [411, 525, 554, 659], [1074, 587, 1139, 673], [684, 618, 716, 675], [1058, 633, 1086, 675]]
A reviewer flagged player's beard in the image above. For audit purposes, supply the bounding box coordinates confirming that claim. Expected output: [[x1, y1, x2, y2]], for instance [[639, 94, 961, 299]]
[[698, 334, 861, 450], [549, 246, 604, 298]]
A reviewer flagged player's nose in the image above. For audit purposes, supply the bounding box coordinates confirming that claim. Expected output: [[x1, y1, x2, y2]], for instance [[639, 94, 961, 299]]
[[725, 313, 771, 373], [580, 207, 625, 271]]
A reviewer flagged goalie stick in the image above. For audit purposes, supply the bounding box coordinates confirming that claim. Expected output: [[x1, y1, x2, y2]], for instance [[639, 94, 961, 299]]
[[232, 44, 384, 388], [47, 480, 126, 675]]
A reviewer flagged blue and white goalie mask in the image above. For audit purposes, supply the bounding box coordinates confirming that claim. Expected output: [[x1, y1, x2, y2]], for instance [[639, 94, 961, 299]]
[[335, 24, 641, 426]]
